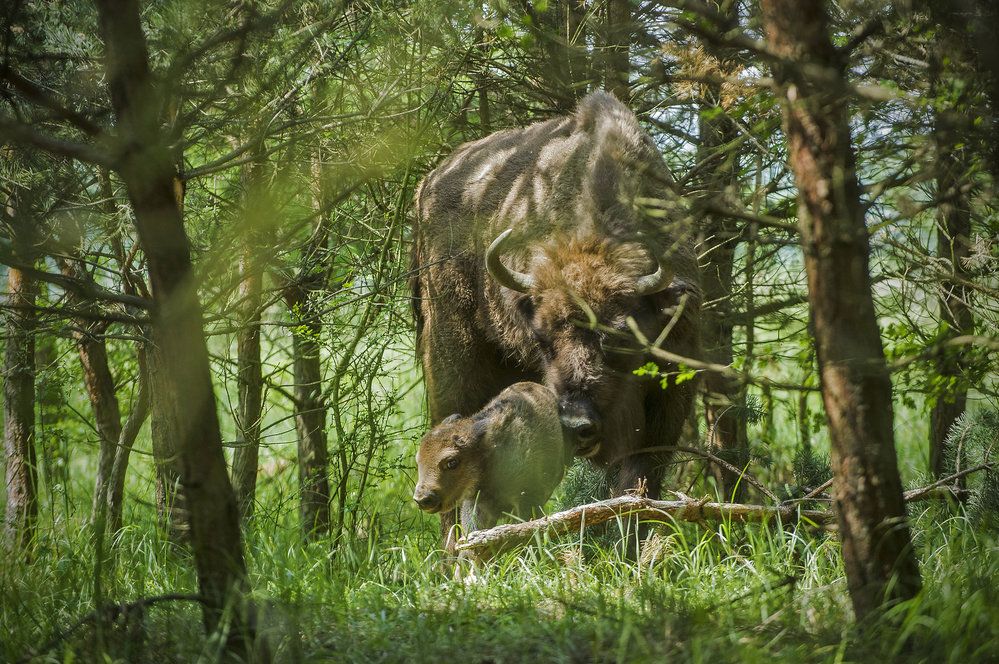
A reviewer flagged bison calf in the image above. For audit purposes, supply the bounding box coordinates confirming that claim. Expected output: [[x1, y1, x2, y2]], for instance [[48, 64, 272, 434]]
[[413, 382, 572, 540]]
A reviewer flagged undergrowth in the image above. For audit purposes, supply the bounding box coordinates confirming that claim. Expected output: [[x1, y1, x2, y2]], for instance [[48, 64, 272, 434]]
[[3, 374, 998, 662], [2, 491, 997, 663]]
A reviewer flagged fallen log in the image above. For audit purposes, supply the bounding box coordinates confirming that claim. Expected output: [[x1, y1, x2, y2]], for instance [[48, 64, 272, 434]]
[[455, 463, 994, 562], [455, 495, 833, 561]]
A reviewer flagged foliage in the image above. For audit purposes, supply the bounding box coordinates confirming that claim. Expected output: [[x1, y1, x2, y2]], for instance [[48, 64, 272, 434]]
[[1, 0, 998, 660], [942, 408, 999, 525], [3, 484, 999, 662]]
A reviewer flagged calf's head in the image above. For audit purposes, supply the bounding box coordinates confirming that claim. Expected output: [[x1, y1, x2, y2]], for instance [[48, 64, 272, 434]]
[[413, 414, 486, 513], [487, 230, 673, 458]]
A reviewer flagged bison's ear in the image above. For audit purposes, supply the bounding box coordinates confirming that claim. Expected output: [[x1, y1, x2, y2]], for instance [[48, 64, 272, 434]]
[[441, 413, 462, 425]]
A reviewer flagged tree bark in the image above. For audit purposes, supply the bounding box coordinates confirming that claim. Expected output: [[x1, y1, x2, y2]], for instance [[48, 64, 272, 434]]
[[526, 0, 591, 111], [145, 340, 188, 539], [93, 0, 249, 641], [926, 1, 999, 184], [284, 153, 331, 541], [107, 348, 151, 534], [285, 282, 331, 540], [760, 0, 921, 619], [604, 0, 631, 102], [3, 260, 38, 554], [58, 258, 125, 523], [695, 2, 747, 500], [231, 149, 267, 523], [293, 313, 331, 540]]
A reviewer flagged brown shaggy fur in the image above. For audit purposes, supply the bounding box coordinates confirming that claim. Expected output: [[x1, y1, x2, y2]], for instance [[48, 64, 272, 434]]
[[411, 91, 701, 550]]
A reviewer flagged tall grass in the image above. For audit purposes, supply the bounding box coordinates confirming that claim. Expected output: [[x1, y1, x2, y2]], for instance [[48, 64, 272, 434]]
[[2, 340, 996, 662], [3, 474, 997, 662]]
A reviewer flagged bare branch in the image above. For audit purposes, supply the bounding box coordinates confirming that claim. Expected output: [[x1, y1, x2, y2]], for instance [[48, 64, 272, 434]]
[[0, 117, 112, 166], [0, 65, 104, 135], [0, 247, 150, 310], [456, 495, 833, 561], [891, 336, 999, 371]]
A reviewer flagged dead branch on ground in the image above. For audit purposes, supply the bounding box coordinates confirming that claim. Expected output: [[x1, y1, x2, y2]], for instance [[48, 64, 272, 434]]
[[456, 495, 832, 561], [456, 463, 994, 562]]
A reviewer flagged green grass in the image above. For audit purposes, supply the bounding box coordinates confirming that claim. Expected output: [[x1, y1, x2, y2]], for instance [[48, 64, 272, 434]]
[[4, 355, 997, 663], [3, 489, 998, 663]]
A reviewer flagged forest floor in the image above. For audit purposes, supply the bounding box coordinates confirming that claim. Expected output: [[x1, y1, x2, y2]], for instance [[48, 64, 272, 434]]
[[3, 486, 997, 663]]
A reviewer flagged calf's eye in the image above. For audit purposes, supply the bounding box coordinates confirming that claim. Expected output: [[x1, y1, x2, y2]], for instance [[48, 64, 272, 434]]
[[445, 458, 460, 470]]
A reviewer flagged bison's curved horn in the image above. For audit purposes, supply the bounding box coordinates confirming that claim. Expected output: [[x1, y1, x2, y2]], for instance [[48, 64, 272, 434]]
[[634, 256, 673, 296], [485, 229, 535, 293]]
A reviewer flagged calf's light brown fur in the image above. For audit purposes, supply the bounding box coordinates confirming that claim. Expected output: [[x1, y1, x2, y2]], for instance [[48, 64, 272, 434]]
[[413, 382, 572, 537]]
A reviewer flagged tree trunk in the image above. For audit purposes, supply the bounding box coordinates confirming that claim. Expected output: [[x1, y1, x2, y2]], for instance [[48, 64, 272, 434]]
[[107, 348, 151, 534], [284, 151, 332, 541], [696, 3, 747, 500], [58, 258, 125, 523], [93, 0, 249, 642], [926, 1, 999, 185], [231, 150, 267, 523], [531, 0, 591, 111], [797, 387, 811, 450], [604, 0, 631, 102], [146, 340, 188, 539], [761, 0, 921, 619], [285, 283, 331, 540], [3, 260, 38, 554], [928, 86, 974, 477]]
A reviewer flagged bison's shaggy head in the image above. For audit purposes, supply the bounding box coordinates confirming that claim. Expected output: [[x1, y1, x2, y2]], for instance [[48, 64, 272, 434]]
[[487, 230, 676, 460], [413, 414, 486, 514]]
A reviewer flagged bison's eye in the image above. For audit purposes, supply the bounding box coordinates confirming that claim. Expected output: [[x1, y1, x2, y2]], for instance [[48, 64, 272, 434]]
[[444, 457, 460, 470]]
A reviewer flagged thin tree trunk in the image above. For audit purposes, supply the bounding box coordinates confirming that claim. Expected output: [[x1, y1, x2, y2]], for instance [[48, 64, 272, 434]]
[[696, 3, 746, 500], [929, 92, 973, 477], [283, 152, 332, 541], [761, 0, 921, 619], [474, 28, 492, 135], [700, 229, 746, 498], [3, 260, 38, 554], [102, 173, 152, 536], [797, 387, 810, 451], [107, 348, 151, 534], [285, 282, 331, 540], [58, 258, 124, 523], [231, 149, 267, 522], [93, 0, 249, 642], [143, 123, 189, 541], [530, 0, 591, 111], [604, 0, 631, 102]]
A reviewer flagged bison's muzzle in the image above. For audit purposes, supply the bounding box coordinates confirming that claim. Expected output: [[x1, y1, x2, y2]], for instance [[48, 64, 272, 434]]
[[558, 395, 602, 458], [413, 488, 442, 513]]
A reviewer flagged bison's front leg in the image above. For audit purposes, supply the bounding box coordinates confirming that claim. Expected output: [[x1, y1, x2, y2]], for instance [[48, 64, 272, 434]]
[[612, 448, 668, 560], [612, 380, 695, 557], [440, 507, 458, 556], [454, 498, 498, 580]]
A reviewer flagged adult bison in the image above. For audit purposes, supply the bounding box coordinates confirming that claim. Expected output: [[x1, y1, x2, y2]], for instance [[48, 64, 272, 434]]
[[412, 91, 701, 549]]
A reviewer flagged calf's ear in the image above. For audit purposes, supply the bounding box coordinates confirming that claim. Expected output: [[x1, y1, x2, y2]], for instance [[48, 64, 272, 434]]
[[441, 413, 462, 425], [470, 418, 490, 445]]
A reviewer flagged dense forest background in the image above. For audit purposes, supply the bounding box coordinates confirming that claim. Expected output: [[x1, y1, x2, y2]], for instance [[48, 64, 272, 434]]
[[1, 0, 998, 662]]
